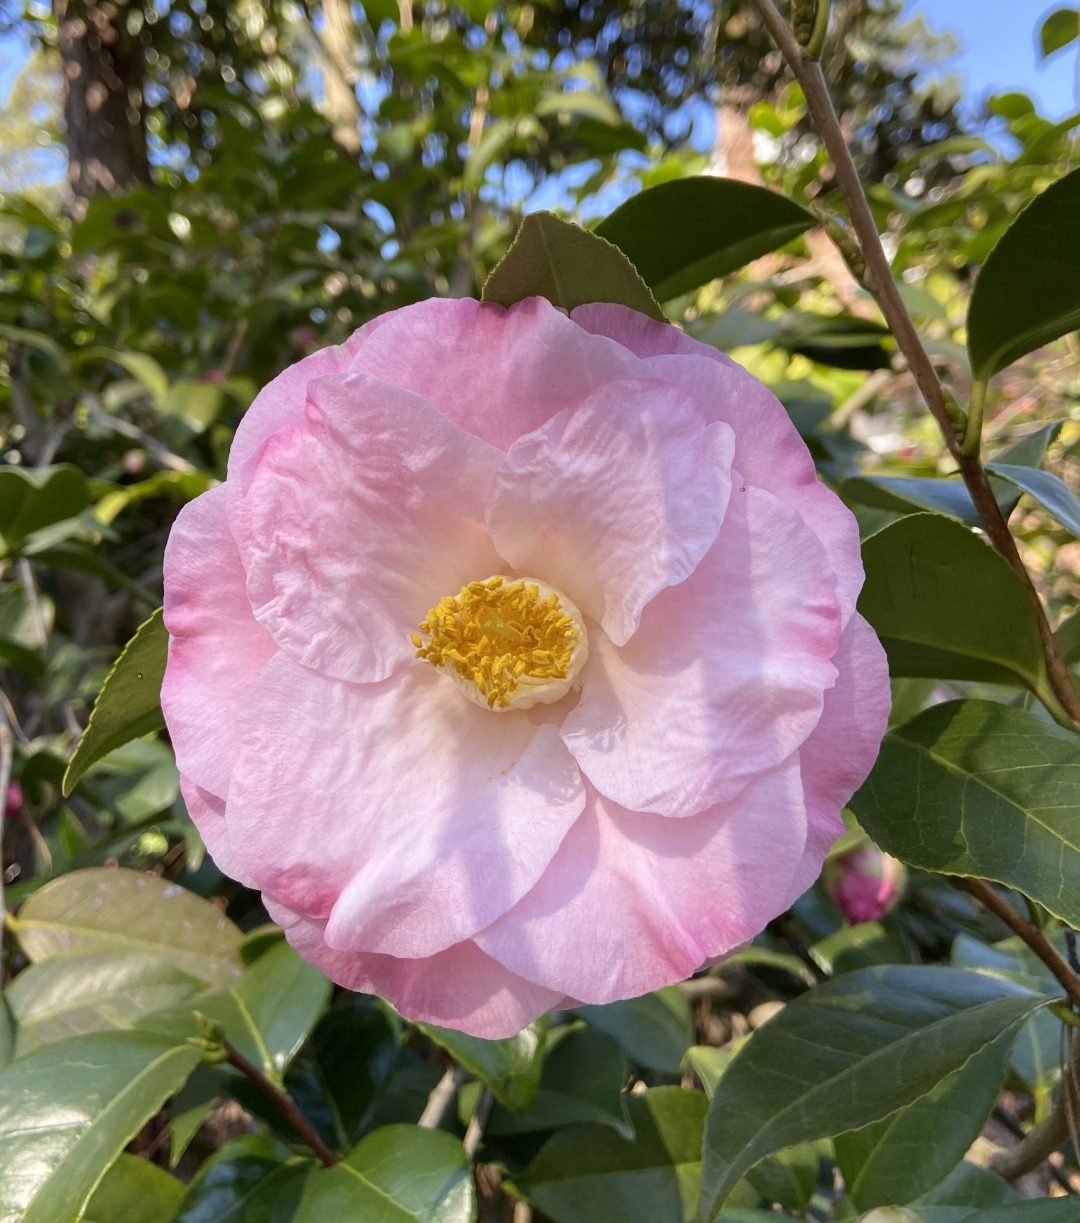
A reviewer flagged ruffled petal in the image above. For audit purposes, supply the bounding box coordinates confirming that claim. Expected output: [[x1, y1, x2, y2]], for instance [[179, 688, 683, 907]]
[[231, 373, 504, 685], [569, 305, 863, 626], [179, 778, 255, 888], [226, 655, 584, 958], [162, 484, 276, 799], [475, 763, 807, 1002], [486, 383, 734, 645], [346, 296, 651, 451], [265, 898, 563, 1039], [563, 486, 841, 817], [783, 613, 891, 905]]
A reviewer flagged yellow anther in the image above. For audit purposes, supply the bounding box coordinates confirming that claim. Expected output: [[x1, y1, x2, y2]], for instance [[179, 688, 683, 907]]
[[413, 575, 588, 711]]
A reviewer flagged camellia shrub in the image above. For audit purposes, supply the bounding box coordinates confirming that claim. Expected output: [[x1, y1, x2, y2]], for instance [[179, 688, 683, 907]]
[[2, 2, 1080, 1222]]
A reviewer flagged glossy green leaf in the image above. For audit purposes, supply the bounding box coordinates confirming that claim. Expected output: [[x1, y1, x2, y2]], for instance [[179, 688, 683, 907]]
[[84, 1153, 183, 1223], [1040, 8, 1080, 58], [140, 939, 331, 1086], [415, 1017, 546, 1111], [487, 1027, 631, 1137], [174, 1135, 312, 1223], [0, 1030, 200, 1223], [73, 346, 169, 408], [699, 966, 1052, 1218], [6, 951, 201, 1055], [63, 609, 168, 796], [842, 476, 983, 527], [851, 700, 1080, 929], [910, 1160, 1017, 1222], [594, 176, 816, 300], [985, 462, 1080, 537], [518, 1086, 707, 1223], [951, 934, 1064, 1100], [292, 1125, 475, 1222], [481, 211, 664, 321], [0, 465, 93, 555], [575, 986, 692, 1074], [835, 1029, 1014, 1210], [10, 868, 244, 989], [951, 1206, 1080, 1223], [967, 167, 1080, 384], [857, 514, 1050, 698], [745, 1143, 826, 1216]]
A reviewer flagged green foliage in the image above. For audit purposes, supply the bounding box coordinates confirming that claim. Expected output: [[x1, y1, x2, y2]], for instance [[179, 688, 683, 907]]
[[481, 212, 664, 320], [852, 701, 1080, 928], [63, 608, 167, 796], [1039, 9, 1080, 59], [594, 177, 817, 301], [415, 1018, 547, 1112]]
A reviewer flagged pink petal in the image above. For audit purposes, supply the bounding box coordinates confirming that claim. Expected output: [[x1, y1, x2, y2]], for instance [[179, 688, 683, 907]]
[[162, 484, 276, 799], [486, 384, 734, 645], [346, 296, 650, 451], [226, 655, 584, 958], [227, 339, 359, 486], [179, 778, 255, 888], [563, 486, 841, 817], [783, 613, 891, 905], [231, 373, 504, 685], [475, 764, 807, 1002], [265, 897, 563, 1039], [570, 305, 863, 626]]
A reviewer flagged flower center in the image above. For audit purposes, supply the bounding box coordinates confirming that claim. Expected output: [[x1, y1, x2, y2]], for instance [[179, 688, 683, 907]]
[[412, 576, 589, 711]]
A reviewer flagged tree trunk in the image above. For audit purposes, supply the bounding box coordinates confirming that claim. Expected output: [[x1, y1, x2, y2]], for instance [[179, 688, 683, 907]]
[[55, 0, 150, 203]]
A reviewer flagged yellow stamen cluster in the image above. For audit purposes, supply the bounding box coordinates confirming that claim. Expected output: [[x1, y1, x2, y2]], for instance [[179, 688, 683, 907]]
[[413, 576, 584, 710]]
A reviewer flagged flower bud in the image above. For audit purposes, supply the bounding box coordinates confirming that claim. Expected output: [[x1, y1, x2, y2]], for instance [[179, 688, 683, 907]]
[[5, 782, 22, 819], [825, 843, 905, 925]]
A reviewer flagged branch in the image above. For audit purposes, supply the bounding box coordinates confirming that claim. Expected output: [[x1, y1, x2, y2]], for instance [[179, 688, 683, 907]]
[[990, 1034, 1080, 1182], [747, 0, 1080, 730], [419, 1064, 469, 1129], [958, 878, 1080, 1010], [224, 1042, 337, 1167], [463, 1087, 493, 1158]]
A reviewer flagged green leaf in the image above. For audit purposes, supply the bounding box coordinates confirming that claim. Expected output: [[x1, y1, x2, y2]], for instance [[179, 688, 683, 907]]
[[834, 1029, 1014, 1210], [967, 167, 1080, 384], [948, 1207, 1080, 1223], [684, 1046, 732, 1098], [292, 1125, 475, 1222], [1040, 8, 1080, 58], [0, 465, 93, 555], [63, 608, 168, 796], [850, 700, 1080, 929], [1055, 606, 1080, 665], [594, 177, 816, 301], [0, 322, 66, 366], [985, 462, 1080, 537], [6, 951, 202, 1056], [575, 986, 693, 1074], [0, 1030, 200, 1223], [415, 1017, 546, 1111], [842, 476, 983, 527], [84, 1153, 183, 1223], [518, 1086, 707, 1223], [174, 1135, 312, 1223], [910, 1160, 1017, 1222], [745, 1143, 826, 1216], [857, 514, 1050, 699], [698, 966, 1053, 1218], [10, 867, 244, 989], [140, 939, 331, 1086], [73, 347, 170, 409], [481, 211, 664, 321], [487, 1027, 632, 1137]]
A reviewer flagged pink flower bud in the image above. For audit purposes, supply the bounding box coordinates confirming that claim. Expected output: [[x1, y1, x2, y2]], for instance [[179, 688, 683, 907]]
[[825, 843, 905, 925], [123, 449, 146, 476], [200, 368, 225, 384], [5, 781, 22, 819]]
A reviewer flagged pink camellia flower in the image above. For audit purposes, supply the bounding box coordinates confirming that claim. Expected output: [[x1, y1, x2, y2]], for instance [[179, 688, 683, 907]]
[[825, 843, 906, 925], [162, 296, 890, 1038]]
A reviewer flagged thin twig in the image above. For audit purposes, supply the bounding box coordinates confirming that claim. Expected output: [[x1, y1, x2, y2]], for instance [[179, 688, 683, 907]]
[[224, 1042, 337, 1167], [747, 0, 1080, 730], [0, 712, 13, 927], [958, 877, 1080, 1009], [419, 1064, 469, 1130], [993, 1105, 1078, 1191], [991, 1032, 1080, 1182], [463, 1087, 493, 1159]]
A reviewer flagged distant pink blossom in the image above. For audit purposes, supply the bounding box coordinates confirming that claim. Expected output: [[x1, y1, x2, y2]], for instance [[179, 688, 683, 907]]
[[5, 782, 22, 819], [162, 297, 890, 1037], [825, 843, 905, 925]]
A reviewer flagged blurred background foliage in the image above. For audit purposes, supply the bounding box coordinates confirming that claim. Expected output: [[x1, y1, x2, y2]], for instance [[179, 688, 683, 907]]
[[1, 0, 1079, 1217]]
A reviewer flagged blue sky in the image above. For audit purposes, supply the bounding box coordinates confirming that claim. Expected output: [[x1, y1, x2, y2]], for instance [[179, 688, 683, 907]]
[[0, 2, 1077, 122]]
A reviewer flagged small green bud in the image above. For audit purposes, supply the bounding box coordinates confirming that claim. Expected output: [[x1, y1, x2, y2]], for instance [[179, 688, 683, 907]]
[[793, 3, 815, 44], [194, 1010, 226, 1045]]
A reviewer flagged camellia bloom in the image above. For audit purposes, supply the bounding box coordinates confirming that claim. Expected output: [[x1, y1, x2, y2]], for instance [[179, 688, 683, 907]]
[[162, 296, 890, 1038]]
